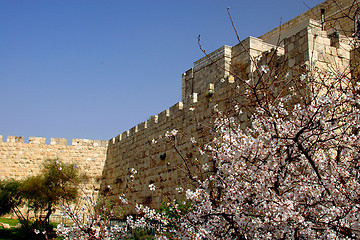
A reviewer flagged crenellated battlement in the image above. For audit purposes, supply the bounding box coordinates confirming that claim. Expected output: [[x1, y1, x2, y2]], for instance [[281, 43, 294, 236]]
[[107, 18, 352, 149], [0, 135, 108, 147], [109, 100, 189, 145]]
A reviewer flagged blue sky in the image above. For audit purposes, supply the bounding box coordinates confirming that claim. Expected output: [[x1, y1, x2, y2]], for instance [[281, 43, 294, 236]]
[[1, 0, 324, 143]]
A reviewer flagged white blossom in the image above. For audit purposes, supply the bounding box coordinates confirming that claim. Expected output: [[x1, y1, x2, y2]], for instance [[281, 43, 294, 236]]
[[260, 65, 270, 73], [130, 168, 137, 174], [202, 163, 209, 171], [149, 184, 156, 191]]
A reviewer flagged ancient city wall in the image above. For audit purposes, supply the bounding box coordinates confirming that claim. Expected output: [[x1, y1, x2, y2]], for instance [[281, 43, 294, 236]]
[[101, 17, 354, 214], [1, 0, 355, 215], [0, 135, 108, 192]]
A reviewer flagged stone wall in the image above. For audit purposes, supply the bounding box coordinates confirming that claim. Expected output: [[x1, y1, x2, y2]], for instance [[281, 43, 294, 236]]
[[101, 16, 354, 214], [101, 83, 235, 214], [1, 0, 355, 216], [281, 18, 352, 76], [0, 135, 108, 192], [182, 45, 232, 105], [260, 0, 358, 46]]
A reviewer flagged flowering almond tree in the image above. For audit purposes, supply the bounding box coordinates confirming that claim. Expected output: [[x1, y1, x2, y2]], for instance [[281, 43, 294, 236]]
[[58, 7, 360, 238], [129, 7, 360, 237], [130, 58, 360, 240]]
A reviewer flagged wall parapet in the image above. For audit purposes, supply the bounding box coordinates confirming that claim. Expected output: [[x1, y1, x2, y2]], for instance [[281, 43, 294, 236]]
[[0, 135, 108, 147], [110, 100, 188, 145]]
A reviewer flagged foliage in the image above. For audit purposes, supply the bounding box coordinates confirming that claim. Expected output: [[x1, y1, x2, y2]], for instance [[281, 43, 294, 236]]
[[159, 200, 192, 220], [20, 159, 80, 224], [0, 219, 59, 240], [0, 159, 81, 239], [94, 195, 124, 223], [0, 180, 22, 218], [0, 228, 28, 240]]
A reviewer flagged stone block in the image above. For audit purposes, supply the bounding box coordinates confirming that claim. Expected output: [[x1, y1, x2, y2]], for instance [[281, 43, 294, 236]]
[[50, 138, 67, 145], [287, 43, 295, 52], [288, 58, 296, 67]]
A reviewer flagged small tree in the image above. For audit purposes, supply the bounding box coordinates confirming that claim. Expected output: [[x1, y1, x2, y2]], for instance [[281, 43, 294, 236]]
[[0, 159, 81, 237], [20, 159, 80, 225]]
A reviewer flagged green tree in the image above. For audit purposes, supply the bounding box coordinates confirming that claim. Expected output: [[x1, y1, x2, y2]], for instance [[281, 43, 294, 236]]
[[20, 159, 80, 225], [0, 180, 24, 220], [0, 159, 81, 236]]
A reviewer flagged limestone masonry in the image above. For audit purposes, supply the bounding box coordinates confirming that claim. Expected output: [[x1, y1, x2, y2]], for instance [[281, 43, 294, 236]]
[[1, 0, 358, 214], [0, 136, 108, 192]]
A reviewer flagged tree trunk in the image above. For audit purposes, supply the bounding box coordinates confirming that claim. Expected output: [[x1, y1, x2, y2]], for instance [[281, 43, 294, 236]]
[[44, 203, 52, 224]]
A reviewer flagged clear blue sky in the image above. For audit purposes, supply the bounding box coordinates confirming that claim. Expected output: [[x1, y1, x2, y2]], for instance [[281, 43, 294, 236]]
[[1, 0, 324, 143]]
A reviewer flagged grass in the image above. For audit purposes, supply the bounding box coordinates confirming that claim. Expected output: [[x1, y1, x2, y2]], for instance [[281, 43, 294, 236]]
[[0, 228, 27, 240], [0, 227, 61, 240], [0, 217, 20, 227], [0, 218, 29, 240], [0, 218, 61, 240]]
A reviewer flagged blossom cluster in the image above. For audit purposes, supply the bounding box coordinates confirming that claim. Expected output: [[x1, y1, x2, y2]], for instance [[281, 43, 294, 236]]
[[56, 44, 360, 239], [56, 192, 126, 239], [133, 67, 360, 239]]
